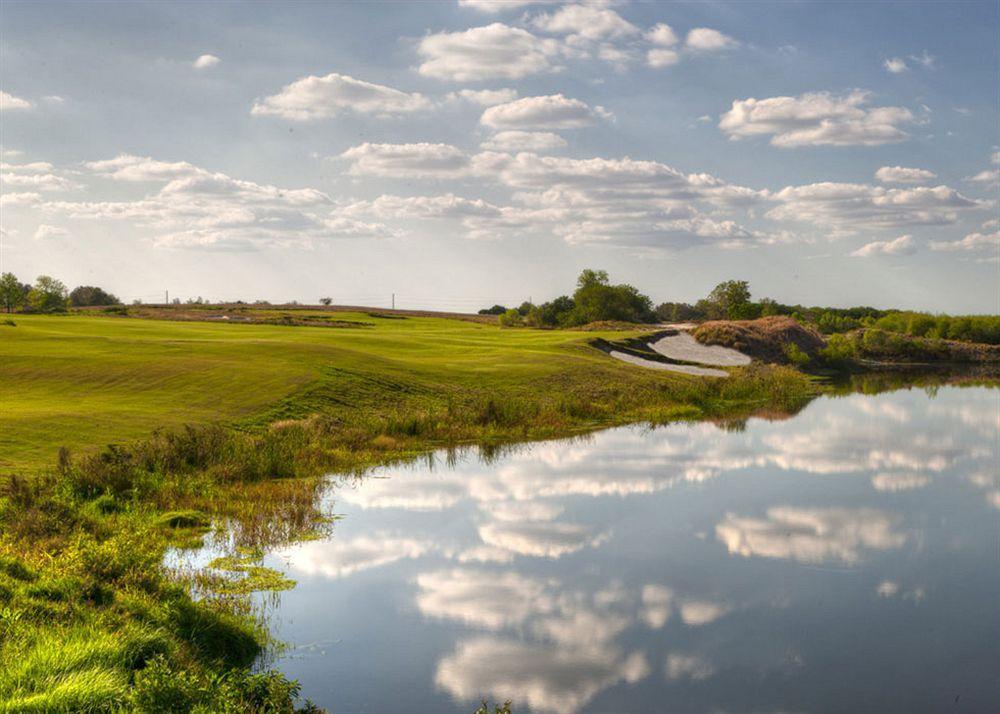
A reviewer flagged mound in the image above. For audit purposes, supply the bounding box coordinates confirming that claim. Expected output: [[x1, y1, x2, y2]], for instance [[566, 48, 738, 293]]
[[694, 316, 825, 363]]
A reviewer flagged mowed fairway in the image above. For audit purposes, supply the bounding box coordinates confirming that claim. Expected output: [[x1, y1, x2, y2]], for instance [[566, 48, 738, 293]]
[[1, 312, 655, 471]]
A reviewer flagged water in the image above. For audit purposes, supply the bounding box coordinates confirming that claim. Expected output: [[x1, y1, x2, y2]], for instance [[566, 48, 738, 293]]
[[257, 385, 999, 713]]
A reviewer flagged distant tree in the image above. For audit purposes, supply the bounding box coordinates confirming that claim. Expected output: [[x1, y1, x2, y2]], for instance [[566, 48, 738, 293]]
[[706, 280, 752, 319], [516, 301, 535, 316], [69, 285, 120, 307], [478, 304, 508, 316], [538, 295, 575, 326], [655, 301, 698, 323], [569, 269, 655, 325], [0, 272, 25, 313], [27, 275, 69, 313], [498, 308, 523, 327], [319, 297, 333, 306]]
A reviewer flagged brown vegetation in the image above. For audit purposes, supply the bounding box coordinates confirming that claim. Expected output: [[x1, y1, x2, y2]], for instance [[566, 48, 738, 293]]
[[694, 316, 826, 363]]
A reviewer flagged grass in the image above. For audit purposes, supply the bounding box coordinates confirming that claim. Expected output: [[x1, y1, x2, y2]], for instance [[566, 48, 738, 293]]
[[0, 310, 814, 471], [0, 308, 821, 711]]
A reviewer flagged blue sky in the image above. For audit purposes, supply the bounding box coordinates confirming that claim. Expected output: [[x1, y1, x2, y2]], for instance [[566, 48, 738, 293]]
[[1, 0, 997, 312]]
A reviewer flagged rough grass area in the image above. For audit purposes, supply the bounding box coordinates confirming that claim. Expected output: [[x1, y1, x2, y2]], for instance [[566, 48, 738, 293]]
[[694, 316, 828, 363]]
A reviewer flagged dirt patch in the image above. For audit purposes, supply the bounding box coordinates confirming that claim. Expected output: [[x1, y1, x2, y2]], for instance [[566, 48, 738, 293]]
[[694, 317, 826, 364]]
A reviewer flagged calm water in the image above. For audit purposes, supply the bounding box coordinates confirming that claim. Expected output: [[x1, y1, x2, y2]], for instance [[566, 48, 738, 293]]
[[257, 385, 999, 713]]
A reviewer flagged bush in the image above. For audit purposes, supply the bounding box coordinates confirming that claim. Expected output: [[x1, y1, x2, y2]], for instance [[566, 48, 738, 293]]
[[783, 342, 811, 366], [818, 333, 857, 366], [497, 309, 522, 327]]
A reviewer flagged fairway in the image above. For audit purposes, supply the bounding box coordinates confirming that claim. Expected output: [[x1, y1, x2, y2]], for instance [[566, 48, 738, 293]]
[[1, 312, 655, 471]]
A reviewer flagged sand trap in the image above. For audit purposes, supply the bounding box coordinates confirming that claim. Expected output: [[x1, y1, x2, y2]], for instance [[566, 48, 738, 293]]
[[609, 350, 728, 377], [651, 332, 751, 367]]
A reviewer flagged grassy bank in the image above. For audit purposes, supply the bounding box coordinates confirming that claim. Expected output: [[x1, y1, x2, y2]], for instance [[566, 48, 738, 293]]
[[0, 310, 817, 711]]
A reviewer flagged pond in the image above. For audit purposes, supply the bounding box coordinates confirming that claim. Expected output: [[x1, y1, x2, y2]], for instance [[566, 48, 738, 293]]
[[251, 384, 1000, 712]]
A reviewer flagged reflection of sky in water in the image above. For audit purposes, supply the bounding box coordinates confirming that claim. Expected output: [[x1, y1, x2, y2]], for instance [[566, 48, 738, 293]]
[[260, 387, 1000, 713]]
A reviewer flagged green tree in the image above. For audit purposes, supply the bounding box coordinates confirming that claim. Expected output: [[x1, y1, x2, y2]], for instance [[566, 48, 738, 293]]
[[319, 297, 332, 306], [69, 285, 120, 307], [569, 269, 654, 325], [498, 308, 522, 327], [0, 272, 25, 313], [706, 280, 752, 319], [27, 275, 69, 313]]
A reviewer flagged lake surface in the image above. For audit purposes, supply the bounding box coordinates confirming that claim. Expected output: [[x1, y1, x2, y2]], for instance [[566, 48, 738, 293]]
[[257, 385, 999, 713]]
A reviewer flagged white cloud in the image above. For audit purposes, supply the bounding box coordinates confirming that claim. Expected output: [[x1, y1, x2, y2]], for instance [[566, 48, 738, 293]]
[[964, 168, 999, 187], [0, 192, 41, 207], [33, 224, 69, 240], [417, 23, 562, 81], [876, 580, 900, 597], [871, 472, 930, 491], [716, 506, 907, 564], [910, 50, 935, 68], [768, 183, 981, 231], [478, 519, 605, 558], [435, 637, 648, 714], [480, 94, 613, 129], [850, 234, 917, 257], [1, 161, 78, 192], [992, 151, 1000, 166], [875, 166, 937, 184], [446, 88, 519, 106], [416, 569, 554, 630], [340, 142, 476, 178], [719, 90, 917, 147], [640, 584, 673, 629], [645, 23, 678, 47], [685, 27, 737, 51], [929, 230, 999, 252], [647, 49, 680, 69], [481, 130, 567, 152], [192, 54, 220, 69], [532, 4, 639, 41], [0, 91, 32, 111], [678, 599, 729, 626], [458, 0, 559, 11], [883, 57, 908, 74], [666, 654, 715, 681], [351, 193, 504, 220], [276, 533, 431, 578], [251, 72, 430, 120], [43, 155, 395, 251]]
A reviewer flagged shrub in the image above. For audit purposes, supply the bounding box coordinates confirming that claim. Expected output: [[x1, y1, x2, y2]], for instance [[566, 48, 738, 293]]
[[497, 309, 522, 327], [818, 333, 857, 366], [783, 342, 811, 366]]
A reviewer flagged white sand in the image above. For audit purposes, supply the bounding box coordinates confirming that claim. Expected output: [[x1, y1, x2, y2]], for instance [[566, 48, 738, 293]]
[[609, 350, 728, 377], [650, 332, 751, 367]]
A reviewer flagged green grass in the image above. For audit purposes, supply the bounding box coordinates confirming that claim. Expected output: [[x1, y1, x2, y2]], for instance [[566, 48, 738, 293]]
[[1, 311, 811, 471]]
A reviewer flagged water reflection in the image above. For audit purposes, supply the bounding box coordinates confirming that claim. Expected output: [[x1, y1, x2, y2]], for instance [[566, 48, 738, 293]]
[[253, 384, 999, 713]]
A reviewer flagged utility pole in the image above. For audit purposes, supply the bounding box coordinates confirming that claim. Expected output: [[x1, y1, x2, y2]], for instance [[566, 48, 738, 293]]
[[165, 289, 169, 305], [392, 293, 395, 310]]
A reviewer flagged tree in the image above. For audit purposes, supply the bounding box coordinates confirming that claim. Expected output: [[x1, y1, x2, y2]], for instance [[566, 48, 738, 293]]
[[0, 272, 25, 313], [69, 285, 120, 307], [569, 269, 655, 325], [576, 269, 610, 290], [497, 308, 522, 327], [706, 280, 752, 319], [478, 304, 508, 316], [27, 275, 69, 313], [319, 297, 333, 306]]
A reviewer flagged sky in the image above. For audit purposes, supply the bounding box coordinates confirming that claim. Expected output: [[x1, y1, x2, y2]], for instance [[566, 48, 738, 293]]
[[0, 0, 997, 313]]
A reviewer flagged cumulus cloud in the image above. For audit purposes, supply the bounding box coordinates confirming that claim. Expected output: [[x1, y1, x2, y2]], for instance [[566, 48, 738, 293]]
[[481, 130, 567, 152], [640, 584, 673, 629], [458, 0, 559, 11], [716, 506, 907, 564], [768, 183, 982, 231], [646, 49, 680, 68], [0, 191, 41, 207], [43, 154, 394, 250], [686, 27, 737, 51], [446, 88, 518, 106], [251, 72, 430, 120], [478, 519, 605, 558], [850, 234, 917, 257], [531, 4, 639, 41], [340, 142, 478, 178], [666, 654, 715, 681], [871, 472, 930, 491], [875, 166, 937, 184], [678, 599, 730, 626], [276, 533, 431, 578], [719, 90, 918, 147], [0, 91, 32, 111], [883, 57, 908, 74], [645, 23, 678, 47], [1, 161, 78, 192], [192, 54, 220, 69], [417, 23, 562, 81], [964, 168, 999, 187], [33, 224, 69, 240], [416, 569, 554, 630], [480, 94, 613, 129], [929, 230, 999, 252], [435, 637, 649, 714]]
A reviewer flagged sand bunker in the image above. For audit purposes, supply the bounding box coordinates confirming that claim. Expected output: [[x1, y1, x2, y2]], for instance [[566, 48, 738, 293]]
[[609, 351, 728, 377], [651, 332, 751, 367]]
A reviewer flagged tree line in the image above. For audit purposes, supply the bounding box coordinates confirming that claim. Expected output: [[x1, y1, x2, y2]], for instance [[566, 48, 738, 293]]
[[0, 273, 119, 313], [480, 272, 1000, 344]]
